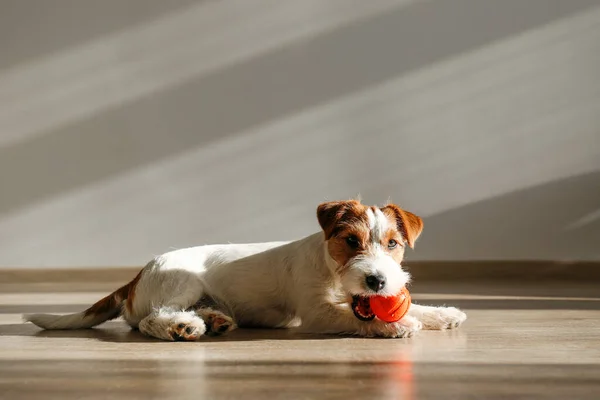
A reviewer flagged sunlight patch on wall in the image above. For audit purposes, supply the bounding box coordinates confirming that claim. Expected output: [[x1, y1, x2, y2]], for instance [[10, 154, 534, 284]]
[[0, 0, 411, 149]]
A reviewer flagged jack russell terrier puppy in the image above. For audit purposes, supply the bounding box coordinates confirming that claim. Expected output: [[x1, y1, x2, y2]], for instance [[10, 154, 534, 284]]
[[24, 200, 466, 340]]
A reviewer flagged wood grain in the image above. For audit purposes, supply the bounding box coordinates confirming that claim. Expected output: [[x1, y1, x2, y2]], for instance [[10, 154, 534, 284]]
[[1, 270, 599, 399]]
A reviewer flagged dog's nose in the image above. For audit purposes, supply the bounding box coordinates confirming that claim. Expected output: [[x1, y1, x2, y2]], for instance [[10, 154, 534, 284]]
[[365, 275, 386, 292]]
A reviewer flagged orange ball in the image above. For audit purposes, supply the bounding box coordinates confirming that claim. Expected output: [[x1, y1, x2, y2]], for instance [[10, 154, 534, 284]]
[[369, 287, 411, 323]]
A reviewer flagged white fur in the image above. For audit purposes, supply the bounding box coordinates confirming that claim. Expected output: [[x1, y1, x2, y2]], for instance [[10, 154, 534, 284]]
[[138, 308, 206, 341], [370, 207, 390, 242], [24, 231, 466, 340], [366, 208, 376, 230], [407, 304, 467, 330], [24, 309, 115, 330], [340, 249, 410, 297]]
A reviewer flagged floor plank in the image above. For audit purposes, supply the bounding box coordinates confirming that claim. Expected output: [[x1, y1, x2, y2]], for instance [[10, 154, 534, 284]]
[[1, 278, 599, 399]]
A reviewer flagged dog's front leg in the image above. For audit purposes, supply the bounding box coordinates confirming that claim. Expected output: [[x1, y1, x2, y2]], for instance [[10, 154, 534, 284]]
[[407, 303, 467, 330], [298, 301, 421, 338]]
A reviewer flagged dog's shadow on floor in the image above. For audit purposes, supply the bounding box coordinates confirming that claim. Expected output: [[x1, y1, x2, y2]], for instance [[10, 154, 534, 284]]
[[0, 321, 343, 343]]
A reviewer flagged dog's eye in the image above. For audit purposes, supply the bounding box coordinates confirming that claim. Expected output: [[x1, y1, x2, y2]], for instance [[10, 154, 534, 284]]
[[346, 236, 359, 249], [388, 239, 398, 249]]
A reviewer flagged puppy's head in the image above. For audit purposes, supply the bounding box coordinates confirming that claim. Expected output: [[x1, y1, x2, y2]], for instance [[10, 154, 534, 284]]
[[316, 200, 423, 321]]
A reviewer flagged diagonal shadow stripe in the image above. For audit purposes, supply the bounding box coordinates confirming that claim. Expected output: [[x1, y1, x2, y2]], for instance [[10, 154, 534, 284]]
[[0, 0, 597, 216], [0, 0, 202, 71], [412, 171, 600, 261]]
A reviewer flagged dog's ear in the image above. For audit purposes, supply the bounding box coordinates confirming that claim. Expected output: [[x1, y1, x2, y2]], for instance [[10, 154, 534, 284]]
[[381, 204, 424, 249], [316, 200, 360, 240]]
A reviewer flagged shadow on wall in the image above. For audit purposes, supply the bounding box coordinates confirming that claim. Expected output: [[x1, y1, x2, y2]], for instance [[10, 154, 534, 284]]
[[415, 171, 600, 261], [1, 0, 598, 217]]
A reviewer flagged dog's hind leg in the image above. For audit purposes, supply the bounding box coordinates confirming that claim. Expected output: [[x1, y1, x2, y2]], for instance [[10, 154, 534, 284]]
[[138, 306, 207, 341], [127, 263, 210, 341], [136, 285, 208, 341], [193, 307, 236, 336], [137, 297, 236, 341], [188, 297, 237, 336]]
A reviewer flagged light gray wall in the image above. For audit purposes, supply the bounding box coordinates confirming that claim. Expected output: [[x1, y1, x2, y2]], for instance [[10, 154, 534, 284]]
[[1, 0, 599, 267]]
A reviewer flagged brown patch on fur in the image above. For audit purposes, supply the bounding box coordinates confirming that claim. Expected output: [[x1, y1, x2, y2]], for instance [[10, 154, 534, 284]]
[[317, 200, 371, 270], [382, 218, 406, 264], [317, 200, 365, 239], [381, 204, 424, 248], [84, 269, 143, 317], [327, 225, 370, 270]]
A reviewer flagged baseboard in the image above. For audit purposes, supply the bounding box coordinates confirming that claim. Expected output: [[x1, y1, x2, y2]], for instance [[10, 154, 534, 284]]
[[404, 260, 600, 281], [0, 267, 139, 284]]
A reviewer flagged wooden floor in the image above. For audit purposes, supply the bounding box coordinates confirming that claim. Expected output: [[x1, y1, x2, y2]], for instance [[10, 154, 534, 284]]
[[1, 274, 599, 400]]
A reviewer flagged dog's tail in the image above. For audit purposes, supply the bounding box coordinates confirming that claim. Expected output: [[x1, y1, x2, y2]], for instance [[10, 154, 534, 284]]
[[23, 270, 142, 330]]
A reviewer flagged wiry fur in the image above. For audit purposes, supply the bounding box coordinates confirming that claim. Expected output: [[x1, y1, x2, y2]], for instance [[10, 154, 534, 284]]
[[24, 200, 466, 341]]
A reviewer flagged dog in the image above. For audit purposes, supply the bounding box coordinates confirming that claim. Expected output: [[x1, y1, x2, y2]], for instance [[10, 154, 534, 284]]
[[24, 200, 466, 340]]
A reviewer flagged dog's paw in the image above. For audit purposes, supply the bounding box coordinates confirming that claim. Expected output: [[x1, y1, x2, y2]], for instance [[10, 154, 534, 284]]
[[196, 308, 237, 336], [399, 315, 423, 331], [168, 318, 206, 341], [420, 307, 467, 330], [375, 316, 422, 338], [139, 311, 207, 341], [205, 312, 236, 336]]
